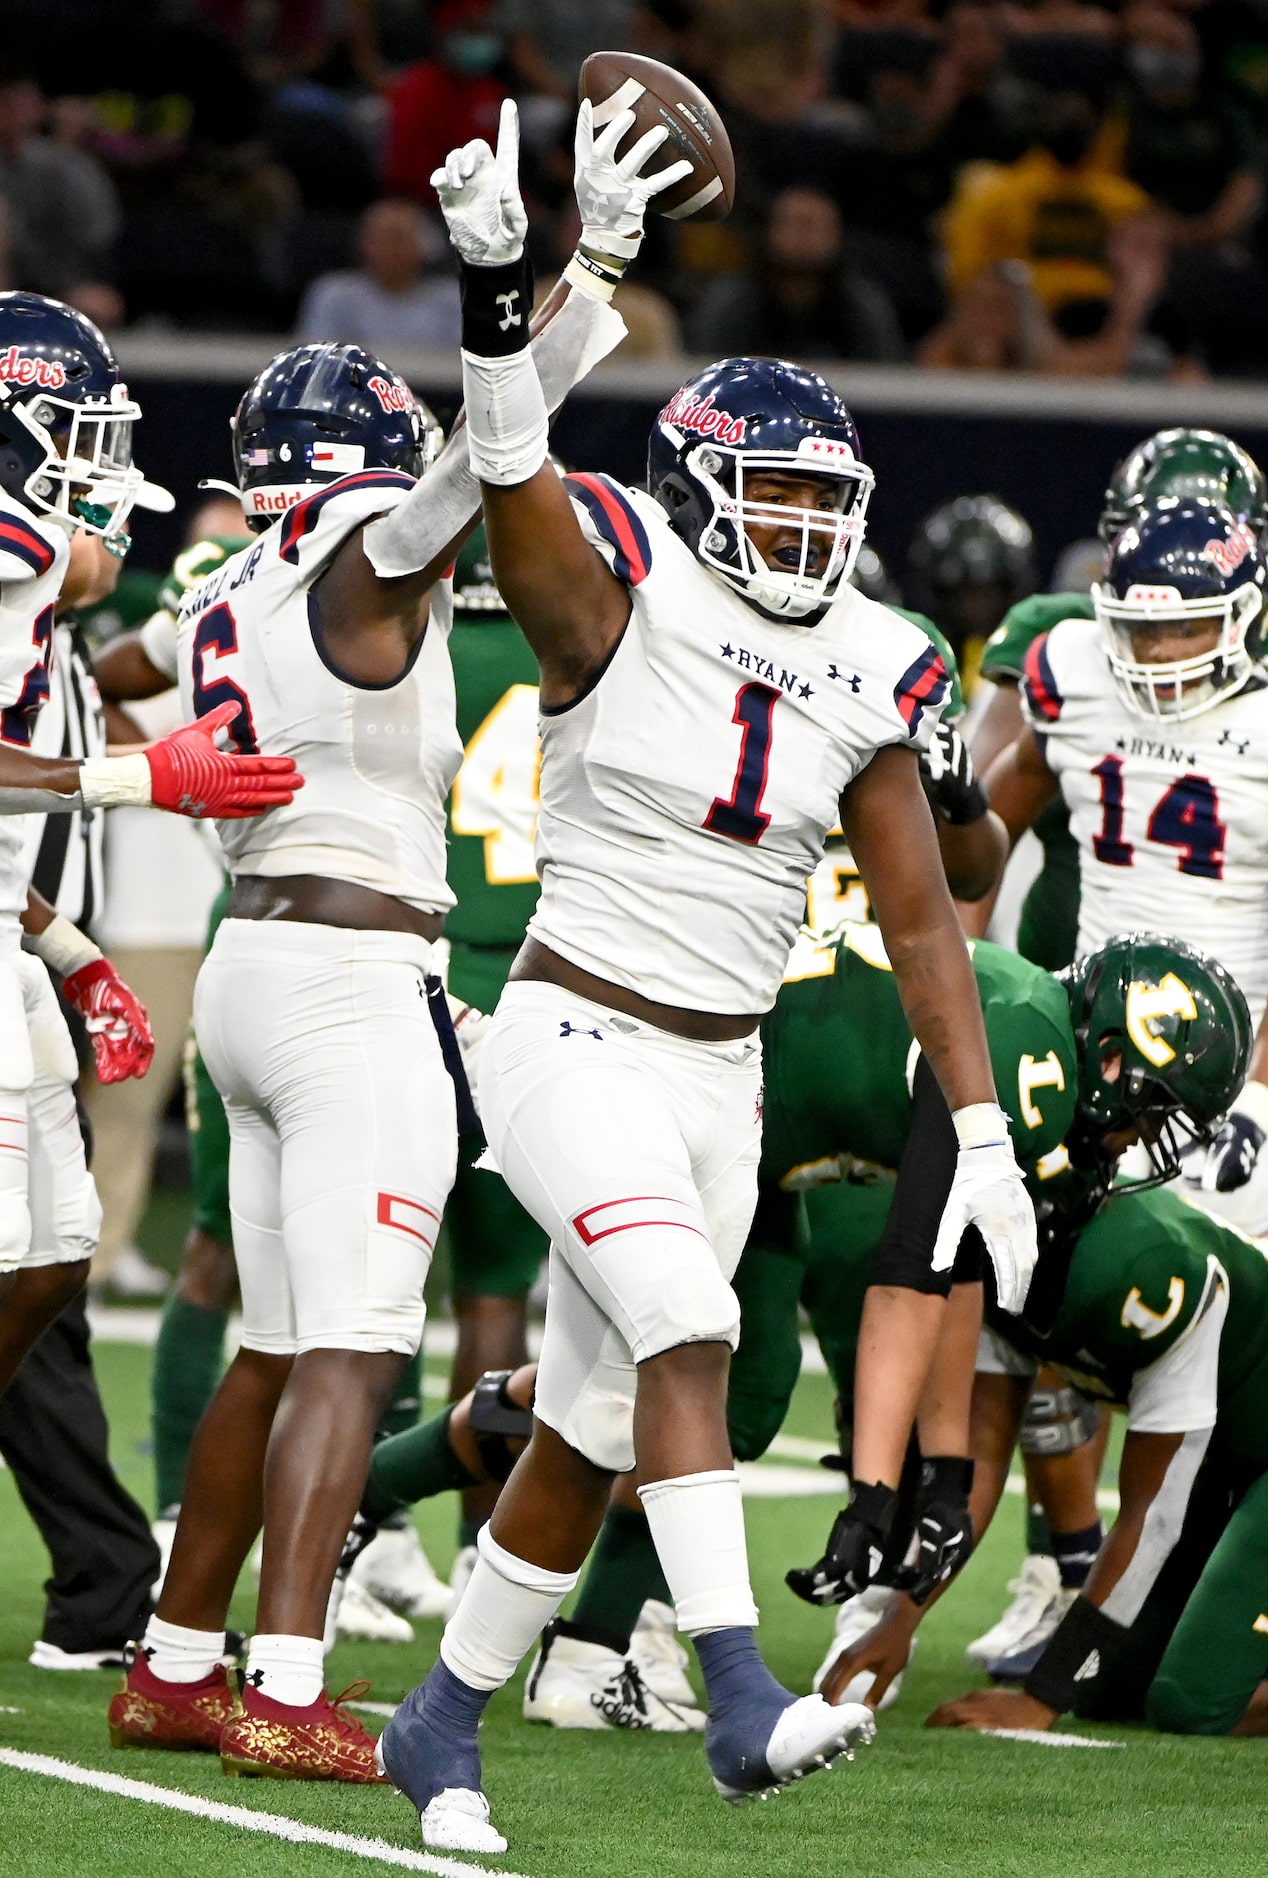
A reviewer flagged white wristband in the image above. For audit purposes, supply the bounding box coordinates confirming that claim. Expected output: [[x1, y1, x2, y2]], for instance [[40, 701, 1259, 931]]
[[460, 347, 550, 488], [29, 913, 102, 976], [78, 753, 154, 810], [1235, 1079, 1268, 1131], [953, 1102, 1010, 1149]]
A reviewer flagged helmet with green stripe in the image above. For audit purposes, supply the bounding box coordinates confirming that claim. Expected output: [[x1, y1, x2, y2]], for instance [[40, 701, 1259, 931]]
[[1062, 932, 1252, 1186], [1100, 429, 1267, 547]]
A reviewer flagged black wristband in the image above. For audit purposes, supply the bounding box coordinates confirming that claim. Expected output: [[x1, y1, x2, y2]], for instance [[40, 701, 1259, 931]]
[[849, 1479, 899, 1538], [945, 776, 989, 826], [459, 253, 533, 358], [1022, 1594, 1126, 1715], [920, 1456, 974, 1501]]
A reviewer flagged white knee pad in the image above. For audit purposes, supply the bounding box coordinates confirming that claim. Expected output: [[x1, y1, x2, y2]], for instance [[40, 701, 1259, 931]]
[[0, 1187, 34, 1274]]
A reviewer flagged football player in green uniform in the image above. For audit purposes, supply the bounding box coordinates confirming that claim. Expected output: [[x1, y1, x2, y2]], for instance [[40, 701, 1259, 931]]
[[441, 526, 548, 1577], [818, 939, 1268, 1738]]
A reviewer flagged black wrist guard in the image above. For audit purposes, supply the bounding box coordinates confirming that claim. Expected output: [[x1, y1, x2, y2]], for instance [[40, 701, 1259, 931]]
[[459, 252, 533, 357], [1022, 1594, 1126, 1715]]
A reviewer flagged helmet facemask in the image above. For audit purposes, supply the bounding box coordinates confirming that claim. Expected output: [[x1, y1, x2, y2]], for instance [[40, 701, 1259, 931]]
[[9, 381, 148, 542], [1095, 577, 1263, 720], [683, 440, 873, 621]]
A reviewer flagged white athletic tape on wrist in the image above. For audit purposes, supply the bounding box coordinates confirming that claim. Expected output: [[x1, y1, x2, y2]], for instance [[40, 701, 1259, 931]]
[[28, 914, 101, 977], [1234, 1079, 1268, 1132], [953, 1102, 1010, 1150], [460, 347, 550, 487], [78, 753, 153, 810]]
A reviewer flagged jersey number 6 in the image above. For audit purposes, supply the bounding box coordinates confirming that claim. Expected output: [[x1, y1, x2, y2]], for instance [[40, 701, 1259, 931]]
[[705, 682, 779, 844], [192, 603, 259, 755]]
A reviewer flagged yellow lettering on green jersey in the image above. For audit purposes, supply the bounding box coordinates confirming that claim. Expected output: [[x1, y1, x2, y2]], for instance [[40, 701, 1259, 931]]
[[1121, 1277, 1185, 1339], [1018, 1050, 1067, 1129], [451, 683, 541, 886]]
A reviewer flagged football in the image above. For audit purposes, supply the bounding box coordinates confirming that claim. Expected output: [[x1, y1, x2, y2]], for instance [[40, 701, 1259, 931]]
[[578, 51, 735, 223]]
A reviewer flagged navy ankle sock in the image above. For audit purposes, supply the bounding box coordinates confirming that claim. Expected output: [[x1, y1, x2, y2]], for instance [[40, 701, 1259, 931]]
[[380, 1659, 492, 1811], [694, 1628, 796, 1793]]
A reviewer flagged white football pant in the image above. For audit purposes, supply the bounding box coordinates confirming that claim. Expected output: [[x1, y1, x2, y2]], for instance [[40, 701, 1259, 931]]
[[477, 979, 762, 1473], [194, 918, 458, 1356]]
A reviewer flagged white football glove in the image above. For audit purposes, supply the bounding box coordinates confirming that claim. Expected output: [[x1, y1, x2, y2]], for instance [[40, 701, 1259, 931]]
[[432, 98, 528, 267], [573, 97, 694, 260], [932, 1103, 1037, 1314]]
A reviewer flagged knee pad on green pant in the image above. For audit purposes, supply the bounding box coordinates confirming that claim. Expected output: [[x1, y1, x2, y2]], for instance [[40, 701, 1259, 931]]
[[446, 1144, 546, 1298]]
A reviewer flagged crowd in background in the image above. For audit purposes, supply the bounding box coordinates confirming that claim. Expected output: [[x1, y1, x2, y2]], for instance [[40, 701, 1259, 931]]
[[5, 0, 1268, 378]]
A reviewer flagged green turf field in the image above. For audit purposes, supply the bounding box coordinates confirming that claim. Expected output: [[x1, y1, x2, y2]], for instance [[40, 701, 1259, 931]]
[[2, 1335, 1265, 1878]]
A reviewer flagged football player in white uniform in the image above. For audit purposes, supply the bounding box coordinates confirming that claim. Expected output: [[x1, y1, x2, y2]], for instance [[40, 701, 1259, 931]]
[[377, 104, 1036, 1855], [107, 120, 679, 1783], [0, 294, 298, 1394], [984, 496, 1268, 1233]]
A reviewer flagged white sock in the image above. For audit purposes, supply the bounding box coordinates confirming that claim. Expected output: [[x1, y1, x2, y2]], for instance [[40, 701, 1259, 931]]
[[440, 1524, 579, 1693], [142, 1616, 224, 1684], [638, 1469, 759, 1635], [245, 1633, 325, 1708]]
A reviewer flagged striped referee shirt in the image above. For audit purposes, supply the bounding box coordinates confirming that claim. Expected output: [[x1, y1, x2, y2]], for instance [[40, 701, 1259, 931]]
[[23, 623, 106, 930]]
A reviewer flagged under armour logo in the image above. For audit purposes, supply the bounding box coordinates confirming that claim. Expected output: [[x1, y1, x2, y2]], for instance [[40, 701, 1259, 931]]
[[828, 665, 862, 692], [1219, 728, 1251, 756], [496, 291, 522, 332], [1073, 1650, 1100, 1682], [178, 793, 208, 817], [246, 1668, 267, 1688], [560, 1021, 602, 1040]]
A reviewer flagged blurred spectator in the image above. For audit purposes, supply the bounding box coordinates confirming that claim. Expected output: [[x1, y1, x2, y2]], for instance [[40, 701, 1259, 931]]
[[1118, 4, 1262, 250], [497, 0, 634, 102], [0, 64, 121, 305], [920, 218, 1193, 377], [923, 5, 1030, 165], [941, 89, 1154, 329], [686, 186, 903, 360], [905, 493, 1036, 692], [384, 1, 508, 208], [1197, 0, 1268, 138], [297, 197, 460, 351]]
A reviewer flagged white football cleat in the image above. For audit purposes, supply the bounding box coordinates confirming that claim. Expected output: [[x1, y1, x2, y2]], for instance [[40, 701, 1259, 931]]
[[101, 1244, 170, 1299], [374, 1740, 508, 1856], [335, 1575, 415, 1644], [965, 1554, 1061, 1667], [28, 1639, 128, 1671], [811, 1584, 915, 1710], [630, 1599, 701, 1711], [712, 1694, 875, 1803], [350, 1520, 451, 1620], [524, 1622, 705, 1732], [446, 1543, 478, 1618]]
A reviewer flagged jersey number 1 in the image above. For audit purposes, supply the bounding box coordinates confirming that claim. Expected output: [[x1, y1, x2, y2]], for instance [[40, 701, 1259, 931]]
[[1092, 756, 1226, 879], [705, 682, 779, 844]]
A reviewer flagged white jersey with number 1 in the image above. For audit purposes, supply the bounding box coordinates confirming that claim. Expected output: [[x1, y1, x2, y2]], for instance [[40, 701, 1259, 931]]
[[176, 471, 463, 913], [527, 475, 952, 1015], [1022, 615, 1268, 1026], [0, 492, 67, 928]]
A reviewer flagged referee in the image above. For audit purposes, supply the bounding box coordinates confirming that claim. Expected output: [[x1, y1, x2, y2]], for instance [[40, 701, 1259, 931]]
[[0, 603, 160, 1670]]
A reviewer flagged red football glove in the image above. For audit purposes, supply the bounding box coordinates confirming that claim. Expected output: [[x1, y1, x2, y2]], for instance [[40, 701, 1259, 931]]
[[145, 702, 302, 820], [62, 959, 155, 1084]]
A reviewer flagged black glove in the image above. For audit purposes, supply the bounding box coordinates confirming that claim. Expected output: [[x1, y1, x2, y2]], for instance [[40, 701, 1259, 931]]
[[1201, 1109, 1266, 1194], [785, 1480, 898, 1606], [919, 723, 988, 825], [892, 1457, 974, 1605]]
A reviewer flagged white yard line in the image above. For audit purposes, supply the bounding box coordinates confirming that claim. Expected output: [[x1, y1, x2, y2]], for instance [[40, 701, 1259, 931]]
[[0, 1748, 529, 1877], [980, 1729, 1124, 1750]]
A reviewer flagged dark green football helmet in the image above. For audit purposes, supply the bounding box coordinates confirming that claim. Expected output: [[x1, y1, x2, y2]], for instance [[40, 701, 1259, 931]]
[[906, 496, 1036, 643], [1063, 932, 1253, 1186], [452, 523, 507, 617], [1100, 429, 1268, 546]]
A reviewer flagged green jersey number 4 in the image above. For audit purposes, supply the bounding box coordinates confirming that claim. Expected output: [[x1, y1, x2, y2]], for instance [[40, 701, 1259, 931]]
[[451, 683, 541, 886]]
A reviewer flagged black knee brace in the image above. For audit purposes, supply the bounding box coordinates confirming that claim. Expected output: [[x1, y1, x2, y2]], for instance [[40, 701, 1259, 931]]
[[469, 1368, 534, 1483]]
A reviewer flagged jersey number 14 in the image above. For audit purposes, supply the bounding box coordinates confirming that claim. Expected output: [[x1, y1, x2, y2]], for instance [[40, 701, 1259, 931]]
[[1091, 757, 1226, 880]]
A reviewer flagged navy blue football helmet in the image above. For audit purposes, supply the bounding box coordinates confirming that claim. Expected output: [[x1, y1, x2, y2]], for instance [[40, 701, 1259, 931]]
[[1094, 499, 1267, 720], [0, 291, 171, 539], [647, 357, 874, 621], [227, 343, 442, 529]]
